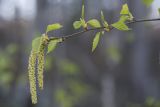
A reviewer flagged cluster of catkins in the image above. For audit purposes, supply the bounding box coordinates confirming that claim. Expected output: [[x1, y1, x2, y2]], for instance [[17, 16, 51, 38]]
[[28, 35, 48, 104]]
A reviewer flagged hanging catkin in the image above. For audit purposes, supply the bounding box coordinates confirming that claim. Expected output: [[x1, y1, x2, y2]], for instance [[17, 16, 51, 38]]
[[37, 35, 48, 90], [37, 38, 45, 90], [28, 35, 48, 104], [28, 50, 37, 104]]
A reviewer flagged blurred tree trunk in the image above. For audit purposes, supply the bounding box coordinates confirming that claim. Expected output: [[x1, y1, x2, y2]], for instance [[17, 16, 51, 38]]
[[129, 0, 158, 101]]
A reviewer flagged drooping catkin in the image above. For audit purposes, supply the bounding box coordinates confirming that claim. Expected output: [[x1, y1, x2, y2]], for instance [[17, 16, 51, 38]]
[[37, 45, 45, 90], [37, 35, 47, 90], [28, 50, 37, 104]]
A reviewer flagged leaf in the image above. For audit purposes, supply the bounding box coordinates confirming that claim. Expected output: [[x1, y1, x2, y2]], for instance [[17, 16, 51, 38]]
[[128, 12, 134, 21], [80, 18, 87, 28], [32, 37, 41, 53], [142, 0, 154, 6], [81, 5, 85, 19], [120, 4, 134, 21], [158, 8, 160, 14], [47, 38, 63, 54], [101, 11, 105, 22], [120, 4, 129, 15], [119, 15, 129, 22], [92, 32, 101, 52], [112, 21, 130, 31], [101, 11, 109, 26], [87, 19, 101, 28], [101, 11, 109, 31], [73, 21, 82, 29], [46, 23, 63, 33], [120, 4, 130, 15]]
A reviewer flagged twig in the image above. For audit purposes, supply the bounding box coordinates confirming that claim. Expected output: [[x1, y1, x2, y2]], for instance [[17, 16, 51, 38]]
[[49, 18, 160, 42]]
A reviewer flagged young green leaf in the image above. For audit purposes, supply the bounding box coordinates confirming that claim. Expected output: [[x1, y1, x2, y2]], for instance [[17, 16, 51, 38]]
[[101, 11, 109, 26], [158, 8, 160, 15], [92, 32, 101, 52], [142, 0, 154, 7], [128, 12, 134, 21], [32, 37, 41, 53], [112, 21, 130, 31], [81, 5, 85, 19], [80, 18, 87, 28], [73, 21, 82, 29], [47, 38, 63, 54], [87, 19, 101, 28], [120, 4, 129, 15], [120, 15, 129, 22], [101, 11, 110, 31], [120, 4, 134, 21], [101, 11, 105, 22], [46, 23, 63, 34]]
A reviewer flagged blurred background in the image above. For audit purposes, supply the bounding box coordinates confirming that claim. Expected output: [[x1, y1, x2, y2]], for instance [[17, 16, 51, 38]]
[[0, 0, 160, 107]]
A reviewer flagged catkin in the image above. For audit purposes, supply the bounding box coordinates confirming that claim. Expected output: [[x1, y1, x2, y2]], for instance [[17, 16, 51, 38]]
[[37, 36, 46, 90], [28, 50, 37, 104], [37, 46, 45, 90], [28, 35, 48, 104]]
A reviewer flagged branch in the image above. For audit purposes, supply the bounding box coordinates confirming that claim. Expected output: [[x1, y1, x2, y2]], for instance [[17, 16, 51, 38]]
[[49, 18, 160, 42], [128, 18, 160, 24]]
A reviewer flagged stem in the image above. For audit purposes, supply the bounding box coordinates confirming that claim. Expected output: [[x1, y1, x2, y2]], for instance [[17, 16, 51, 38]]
[[128, 18, 160, 24], [49, 27, 105, 42], [49, 18, 160, 42]]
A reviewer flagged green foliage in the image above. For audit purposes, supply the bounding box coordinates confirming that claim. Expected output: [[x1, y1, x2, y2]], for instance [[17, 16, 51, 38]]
[[129, 97, 160, 107], [119, 15, 130, 22], [32, 34, 49, 53], [0, 72, 13, 86], [92, 32, 101, 52], [45, 56, 54, 71], [107, 45, 121, 63], [158, 8, 160, 14], [55, 89, 73, 107], [80, 18, 87, 29], [58, 59, 79, 75], [142, 0, 154, 6], [112, 4, 133, 31], [81, 5, 85, 19], [101, 11, 105, 22], [73, 21, 82, 29], [47, 38, 62, 54], [87, 19, 101, 28], [101, 11, 109, 31], [145, 97, 155, 107], [112, 21, 130, 31], [120, 4, 130, 15], [73, 18, 87, 29], [0, 47, 16, 89], [68, 80, 89, 99], [32, 37, 41, 53], [55, 80, 89, 107], [120, 4, 133, 21], [73, 1, 87, 30], [46, 23, 63, 34], [6, 44, 18, 54]]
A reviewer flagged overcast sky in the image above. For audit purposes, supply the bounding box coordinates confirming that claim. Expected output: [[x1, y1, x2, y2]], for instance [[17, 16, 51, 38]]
[[0, 0, 36, 20]]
